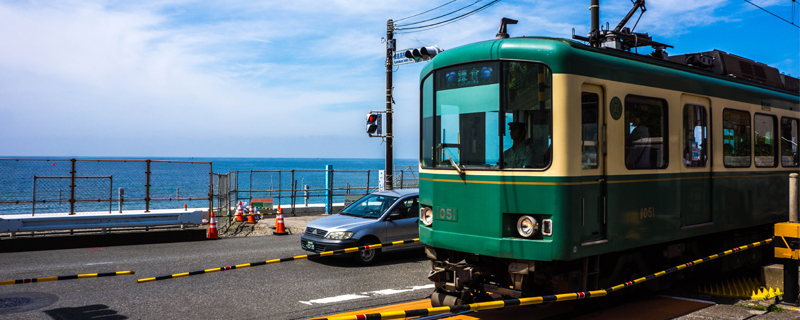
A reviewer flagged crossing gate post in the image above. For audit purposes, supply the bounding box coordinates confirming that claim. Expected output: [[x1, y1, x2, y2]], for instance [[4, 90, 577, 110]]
[[780, 173, 800, 305]]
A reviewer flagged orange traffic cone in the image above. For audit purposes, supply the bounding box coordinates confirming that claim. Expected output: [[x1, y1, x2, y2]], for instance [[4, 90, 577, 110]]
[[247, 205, 256, 224], [207, 212, 219, 239], [273, 206, 289, 235], [236, 201, 245, 222]]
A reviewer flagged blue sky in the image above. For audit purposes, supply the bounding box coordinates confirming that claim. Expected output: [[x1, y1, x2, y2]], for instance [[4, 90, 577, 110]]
[[1, 0, 798, 159]]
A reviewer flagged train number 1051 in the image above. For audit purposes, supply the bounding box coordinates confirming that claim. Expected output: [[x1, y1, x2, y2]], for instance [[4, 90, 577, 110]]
[[434, 207, 458, 222], [639, 207, 655, 219]]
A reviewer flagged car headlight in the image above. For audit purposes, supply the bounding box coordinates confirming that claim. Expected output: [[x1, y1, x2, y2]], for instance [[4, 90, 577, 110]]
[[517, 215, 538, 238], [420, 207, 433, 226], [325, 231, 353, 240]]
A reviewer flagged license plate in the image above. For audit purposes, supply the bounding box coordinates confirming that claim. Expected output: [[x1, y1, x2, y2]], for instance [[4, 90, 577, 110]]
[[304, 240, 315, 250]]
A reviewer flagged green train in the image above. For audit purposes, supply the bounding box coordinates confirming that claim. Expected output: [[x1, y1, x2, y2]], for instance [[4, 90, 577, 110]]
[[416, 11, 799, 306]]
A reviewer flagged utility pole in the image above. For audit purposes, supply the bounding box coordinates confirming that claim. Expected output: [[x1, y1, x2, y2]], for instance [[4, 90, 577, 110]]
[[385, 19, 394, 191]]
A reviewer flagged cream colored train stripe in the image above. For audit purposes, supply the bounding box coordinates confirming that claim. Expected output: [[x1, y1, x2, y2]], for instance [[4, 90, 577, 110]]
[[421, 173, 792, 186]]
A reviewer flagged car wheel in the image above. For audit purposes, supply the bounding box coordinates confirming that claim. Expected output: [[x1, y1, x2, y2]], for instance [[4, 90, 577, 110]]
[[353, 238, 380, 265]]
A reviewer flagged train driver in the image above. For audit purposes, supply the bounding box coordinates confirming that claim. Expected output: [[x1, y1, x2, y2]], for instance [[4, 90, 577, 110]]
[[503, 122, 535, 168]]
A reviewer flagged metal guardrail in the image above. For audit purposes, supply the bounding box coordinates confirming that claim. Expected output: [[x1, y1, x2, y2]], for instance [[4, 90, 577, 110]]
[[0, 210, 202, 237]]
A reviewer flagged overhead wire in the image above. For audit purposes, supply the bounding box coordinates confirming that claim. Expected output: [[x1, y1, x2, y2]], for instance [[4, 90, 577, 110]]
[[396, 0, 485, 27], [396, 0, 501, 32], [394, 0, 461, 23], [743, 0, 800, 28], [397, 33, 436, 46]]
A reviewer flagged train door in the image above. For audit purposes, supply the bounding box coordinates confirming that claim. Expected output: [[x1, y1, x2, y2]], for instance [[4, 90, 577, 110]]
[[680, 96, 712, 227], [580, 85, 607, 243]]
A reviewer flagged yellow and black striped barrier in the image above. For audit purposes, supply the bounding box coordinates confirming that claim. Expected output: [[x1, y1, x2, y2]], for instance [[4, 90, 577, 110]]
[[0, 270, 135, 286], [137, 238, 421, 283], [314, 238, 773, 320]]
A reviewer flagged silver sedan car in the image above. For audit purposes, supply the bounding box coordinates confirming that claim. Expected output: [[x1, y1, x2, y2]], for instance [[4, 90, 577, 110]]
[[300, 188, 421, 265]]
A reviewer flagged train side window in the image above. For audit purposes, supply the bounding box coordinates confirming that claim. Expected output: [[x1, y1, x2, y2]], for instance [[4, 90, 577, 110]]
[[581, 93, 599, 169], [683, 105, 708, 168], [624, 95, 668, 169], [781, 117, 799, 167], [722, 109, 751, 168], [754, 114, 778, 168]]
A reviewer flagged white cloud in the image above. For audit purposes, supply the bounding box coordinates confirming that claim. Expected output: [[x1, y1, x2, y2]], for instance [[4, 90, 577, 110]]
[[0, 0, 796, 158]]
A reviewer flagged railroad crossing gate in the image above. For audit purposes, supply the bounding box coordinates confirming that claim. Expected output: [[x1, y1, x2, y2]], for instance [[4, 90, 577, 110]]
[[774, 222, 800, 260]]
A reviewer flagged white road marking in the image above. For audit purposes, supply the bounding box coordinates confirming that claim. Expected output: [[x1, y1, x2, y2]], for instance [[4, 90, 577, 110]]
[[85, 262, 113, 266], [368, 284, 435, 296], [300, 294, 370, 305], [300, 284, 434, 305]]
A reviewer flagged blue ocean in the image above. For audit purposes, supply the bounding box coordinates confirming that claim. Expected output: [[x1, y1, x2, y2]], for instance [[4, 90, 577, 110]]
[[0, 157, 418, 215]]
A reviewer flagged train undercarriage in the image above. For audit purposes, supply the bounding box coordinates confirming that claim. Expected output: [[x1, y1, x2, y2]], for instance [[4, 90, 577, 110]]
[[425, 226, 771, 307]]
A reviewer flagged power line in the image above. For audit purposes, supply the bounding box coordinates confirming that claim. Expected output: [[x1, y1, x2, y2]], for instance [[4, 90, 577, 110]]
[[396, 0, 485, 27], [395, 6, 493, 34], [397, 33, 436, 46], [743, 0, 800, 28], [395, 0, 461, 23], [396, 0, 501, 31]]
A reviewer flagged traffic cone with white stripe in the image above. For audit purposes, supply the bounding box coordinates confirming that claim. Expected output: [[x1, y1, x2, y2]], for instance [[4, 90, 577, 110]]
[[273, 206, 289, 235], [247, 204, 256, 224], [236, 201, 245, 222], [207, 212, 219, 239]]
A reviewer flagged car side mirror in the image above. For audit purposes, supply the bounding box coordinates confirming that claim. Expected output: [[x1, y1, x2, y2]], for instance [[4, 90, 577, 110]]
[[388, 211, 402, 220]]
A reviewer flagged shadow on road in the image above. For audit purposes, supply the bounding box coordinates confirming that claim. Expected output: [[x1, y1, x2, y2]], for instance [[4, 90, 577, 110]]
[[0, 230, 207, 253], [44, 304, 127, 320], [307, 249, 427, 268]]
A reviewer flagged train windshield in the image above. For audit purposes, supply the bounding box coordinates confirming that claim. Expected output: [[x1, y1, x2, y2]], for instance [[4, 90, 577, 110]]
[[421, 61, 552, 169]]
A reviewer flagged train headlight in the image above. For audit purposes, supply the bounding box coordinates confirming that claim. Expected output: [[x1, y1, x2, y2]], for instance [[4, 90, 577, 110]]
[[420, 207, 433, 226], [517, 215, 539, 238]]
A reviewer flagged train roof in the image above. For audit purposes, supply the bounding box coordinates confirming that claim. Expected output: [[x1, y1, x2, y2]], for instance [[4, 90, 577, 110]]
[[420, 37, 799, 111]]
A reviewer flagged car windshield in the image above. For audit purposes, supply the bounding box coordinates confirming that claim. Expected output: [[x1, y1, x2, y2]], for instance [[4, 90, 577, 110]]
[[340, 194, 399, 218]]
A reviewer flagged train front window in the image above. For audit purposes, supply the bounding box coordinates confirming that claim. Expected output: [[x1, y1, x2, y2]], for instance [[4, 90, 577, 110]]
[[420, 61, 552, 170]]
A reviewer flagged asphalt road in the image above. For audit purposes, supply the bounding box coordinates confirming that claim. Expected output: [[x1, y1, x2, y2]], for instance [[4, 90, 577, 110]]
[[0, 231, 431, 319], [3, 231, 798, 320]]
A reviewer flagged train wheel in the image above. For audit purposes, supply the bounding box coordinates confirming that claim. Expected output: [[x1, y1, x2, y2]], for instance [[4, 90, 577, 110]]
[[431, 291, 462, 307]]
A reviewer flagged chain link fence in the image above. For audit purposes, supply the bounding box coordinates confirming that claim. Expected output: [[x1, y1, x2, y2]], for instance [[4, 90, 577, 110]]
[[0, 159, 212, 216], [212, 165, 419, 217]]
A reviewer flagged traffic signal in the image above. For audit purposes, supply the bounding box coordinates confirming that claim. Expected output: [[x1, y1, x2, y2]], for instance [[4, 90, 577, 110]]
[[366, 112, 381, 136], [404, 46, 443, 62]]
